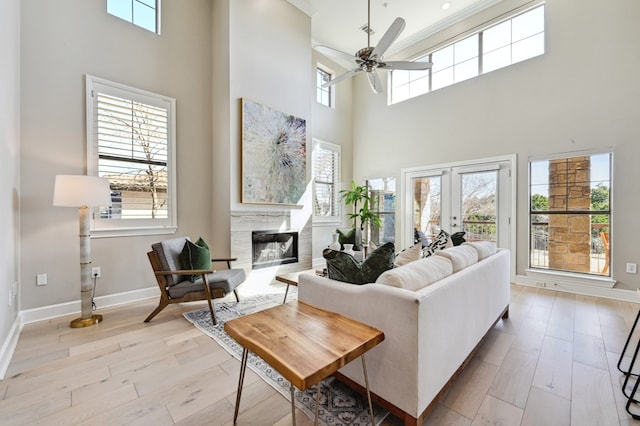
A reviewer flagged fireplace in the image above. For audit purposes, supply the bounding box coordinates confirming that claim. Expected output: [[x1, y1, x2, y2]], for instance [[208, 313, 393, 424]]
[[251, 230, 299, 269]]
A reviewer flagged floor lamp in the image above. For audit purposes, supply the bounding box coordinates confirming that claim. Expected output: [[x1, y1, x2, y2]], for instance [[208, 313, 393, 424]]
[[53, 175, 112, 328]]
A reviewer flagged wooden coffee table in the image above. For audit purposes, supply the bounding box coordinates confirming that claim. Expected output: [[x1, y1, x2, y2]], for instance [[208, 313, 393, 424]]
[[275, 269, 319, 303], [224, 300, 385, 425]]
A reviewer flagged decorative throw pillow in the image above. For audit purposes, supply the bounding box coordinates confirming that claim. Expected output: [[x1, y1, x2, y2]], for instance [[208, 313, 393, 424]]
[[180, 237, 212, 282], [450, 231, 466, 246], [394, 242, 423, 267], [422, 230, 453, 258], [337, 228, 361, 251], [323, 242, 395, 285]]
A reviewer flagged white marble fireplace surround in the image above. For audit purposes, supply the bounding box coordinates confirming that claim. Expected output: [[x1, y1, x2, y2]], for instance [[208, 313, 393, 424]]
[[230, 210, 312, 274]]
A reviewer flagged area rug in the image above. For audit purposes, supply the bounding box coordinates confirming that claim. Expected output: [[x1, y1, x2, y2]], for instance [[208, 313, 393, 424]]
[[183, 289, 388, 426]]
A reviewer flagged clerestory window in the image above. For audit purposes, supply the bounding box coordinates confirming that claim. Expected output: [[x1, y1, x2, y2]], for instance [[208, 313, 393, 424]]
[[86, 75, 176, 237], [390, 3, 545, 104], [107, 0, 160, 33]]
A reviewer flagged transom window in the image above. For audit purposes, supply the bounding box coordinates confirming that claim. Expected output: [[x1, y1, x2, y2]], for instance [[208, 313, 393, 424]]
[[312, 140, 340, 221], [107, 0, 159, 33], [529, 152, 611, 276], [316, 66, 334, 108], [391, 3, 544, 104], [86, 75, 176, 236]]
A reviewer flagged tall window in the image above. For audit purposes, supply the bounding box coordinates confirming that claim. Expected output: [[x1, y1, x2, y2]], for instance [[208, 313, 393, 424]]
[[86, 75, 176, 236], [312, 140, 340, 221], [529, 152, 611, 276], [391, 4, 544, 104], [316, 66, 333, 108], [107, 0, 159, 33]]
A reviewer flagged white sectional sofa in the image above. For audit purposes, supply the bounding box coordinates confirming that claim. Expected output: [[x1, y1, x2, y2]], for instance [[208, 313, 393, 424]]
[[298, 243, 510, 426]]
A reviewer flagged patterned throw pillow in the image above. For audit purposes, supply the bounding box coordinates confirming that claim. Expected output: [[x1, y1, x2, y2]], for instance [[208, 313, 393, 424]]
[[180, 237, 212, 282], [323, 242, 395, 285], [422, 230, 453, 258]]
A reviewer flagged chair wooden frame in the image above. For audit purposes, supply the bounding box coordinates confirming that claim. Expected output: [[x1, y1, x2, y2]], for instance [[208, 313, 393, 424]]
[[146, 250, 240, 324]]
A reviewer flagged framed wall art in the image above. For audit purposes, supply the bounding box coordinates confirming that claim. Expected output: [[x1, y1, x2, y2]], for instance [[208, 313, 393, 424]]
[[241, 98, 307, 205]]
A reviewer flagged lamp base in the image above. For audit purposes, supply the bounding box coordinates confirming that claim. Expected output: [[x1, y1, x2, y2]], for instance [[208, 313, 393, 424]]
[[70, 314, 103, 328]]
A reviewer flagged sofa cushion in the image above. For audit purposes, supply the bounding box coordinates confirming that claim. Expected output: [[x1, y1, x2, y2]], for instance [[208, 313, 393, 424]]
[[463, 241, 497, 260], [376, 255, 453, 291], [394, 242, 423, 267], [180, 237, 212, 282], [435, 244, 478, 272], [422, 230, 453, 257], [323, 242, 395, 285]]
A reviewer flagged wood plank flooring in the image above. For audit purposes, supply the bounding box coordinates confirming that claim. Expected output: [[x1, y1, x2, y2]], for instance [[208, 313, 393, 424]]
[[2, 283, 640, 425]]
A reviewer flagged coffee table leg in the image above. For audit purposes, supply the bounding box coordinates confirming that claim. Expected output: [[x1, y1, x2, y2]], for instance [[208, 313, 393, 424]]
[[290, 385, 296, 425], [233, 348, 249, 424], [361, 354, 375, 425], [314, 382, 321, 426], [283, 284, 290, 304]]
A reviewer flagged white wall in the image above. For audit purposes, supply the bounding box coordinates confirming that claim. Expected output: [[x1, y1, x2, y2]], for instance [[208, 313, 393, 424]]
[[20, 0, 214, 309], [0, 0, 21, 357], [310, 51, 354, 263], [352, 0, 640, 290]]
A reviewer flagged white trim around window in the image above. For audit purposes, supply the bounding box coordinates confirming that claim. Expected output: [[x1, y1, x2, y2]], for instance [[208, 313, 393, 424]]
[[312, 139, 341, 224], [86, 75, 177, 238]]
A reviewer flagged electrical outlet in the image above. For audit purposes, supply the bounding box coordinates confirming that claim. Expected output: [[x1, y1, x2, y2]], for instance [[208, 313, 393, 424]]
[[627, 263, 638, 274], [36, 273, 47, 286], [92, 267, 101, 278]]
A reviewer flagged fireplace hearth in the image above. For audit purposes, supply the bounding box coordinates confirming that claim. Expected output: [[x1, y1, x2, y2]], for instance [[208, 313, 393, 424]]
[[251, 230, 299, 269]]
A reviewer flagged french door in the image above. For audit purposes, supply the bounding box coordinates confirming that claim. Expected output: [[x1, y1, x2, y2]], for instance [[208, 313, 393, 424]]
[[402, 156, 515, 251]]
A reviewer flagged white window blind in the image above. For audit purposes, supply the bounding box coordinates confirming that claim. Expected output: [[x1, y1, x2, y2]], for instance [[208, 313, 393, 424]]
[[86, 75, 176, 236], [312, 140, 340, 220]]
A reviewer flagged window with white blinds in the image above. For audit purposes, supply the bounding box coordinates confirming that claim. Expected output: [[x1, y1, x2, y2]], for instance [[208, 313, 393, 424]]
[[312, 140, 340, 221], [86, 75, 176, 236]]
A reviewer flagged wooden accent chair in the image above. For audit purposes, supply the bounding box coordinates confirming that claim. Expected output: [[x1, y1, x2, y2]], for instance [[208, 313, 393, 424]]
[[146, 237, 246, 324]]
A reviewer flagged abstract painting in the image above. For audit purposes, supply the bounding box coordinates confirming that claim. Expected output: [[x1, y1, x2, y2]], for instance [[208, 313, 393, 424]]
[[242, 99, 306, 205]]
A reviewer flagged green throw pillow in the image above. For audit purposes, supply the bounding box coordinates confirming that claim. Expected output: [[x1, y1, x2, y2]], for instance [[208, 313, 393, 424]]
[[337, 228, 361, 251], [180, 237, 212, 282], [323, 242, 395, 285], [451, 231, 466, 246]]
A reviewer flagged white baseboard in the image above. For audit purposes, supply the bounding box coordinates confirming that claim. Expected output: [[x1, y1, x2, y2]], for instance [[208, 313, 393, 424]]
[[515, 274, 640, 303], [0, 315, 23, 380], [20, 286, 160, 325], [0, 286, 159, 379]]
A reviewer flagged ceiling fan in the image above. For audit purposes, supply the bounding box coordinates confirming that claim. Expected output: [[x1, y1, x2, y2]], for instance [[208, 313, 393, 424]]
[[314, 0, 433, 94]]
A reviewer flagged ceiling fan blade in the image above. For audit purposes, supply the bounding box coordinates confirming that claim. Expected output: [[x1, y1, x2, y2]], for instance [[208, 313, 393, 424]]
[[381, 61, 433, 70], [322, 68, 360, 88], [370, 17, 406, 60], [314, 45, 358, 70], [367, 70, 383, 94]]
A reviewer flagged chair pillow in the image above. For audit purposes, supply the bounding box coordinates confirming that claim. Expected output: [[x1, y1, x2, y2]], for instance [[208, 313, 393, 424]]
[[323, 242, 395, 285], [376, 255, 453, 291], [337, 227, 361, 251], [434, 244, 478, 272], [394, 242, 423, 267], [180, 237, 212, 282]]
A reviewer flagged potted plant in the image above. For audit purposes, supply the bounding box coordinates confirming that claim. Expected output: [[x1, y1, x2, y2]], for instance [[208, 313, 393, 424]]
[[339, 180, 382, 236]]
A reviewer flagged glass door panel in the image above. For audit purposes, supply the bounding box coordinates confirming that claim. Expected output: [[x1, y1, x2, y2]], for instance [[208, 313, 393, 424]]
[[456, 170, 498, 242], [411, 175, 442, 246]]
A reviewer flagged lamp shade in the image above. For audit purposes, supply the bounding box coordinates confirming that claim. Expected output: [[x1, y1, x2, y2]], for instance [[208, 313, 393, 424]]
[[53, 175, 112, 208]]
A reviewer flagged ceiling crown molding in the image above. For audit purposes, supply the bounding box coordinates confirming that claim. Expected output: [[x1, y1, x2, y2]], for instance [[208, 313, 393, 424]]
[[287, 0, 317, 17]]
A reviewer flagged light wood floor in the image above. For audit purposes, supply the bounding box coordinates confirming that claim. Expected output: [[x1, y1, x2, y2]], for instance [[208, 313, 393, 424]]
[[2, 282, 640, 425]]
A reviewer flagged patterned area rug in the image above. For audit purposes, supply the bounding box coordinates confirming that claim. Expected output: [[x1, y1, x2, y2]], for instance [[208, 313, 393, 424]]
[[183, 289, 388, 426]]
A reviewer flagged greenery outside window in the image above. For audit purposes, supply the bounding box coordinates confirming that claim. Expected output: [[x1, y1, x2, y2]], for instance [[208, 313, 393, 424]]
[[367, 178, 396, 247], [86, 75, 176, 237], [391, 3, 544, 104], [529, 152, 611, 276], [107, 0, 160, 33], [312, 140, 340, 222]]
